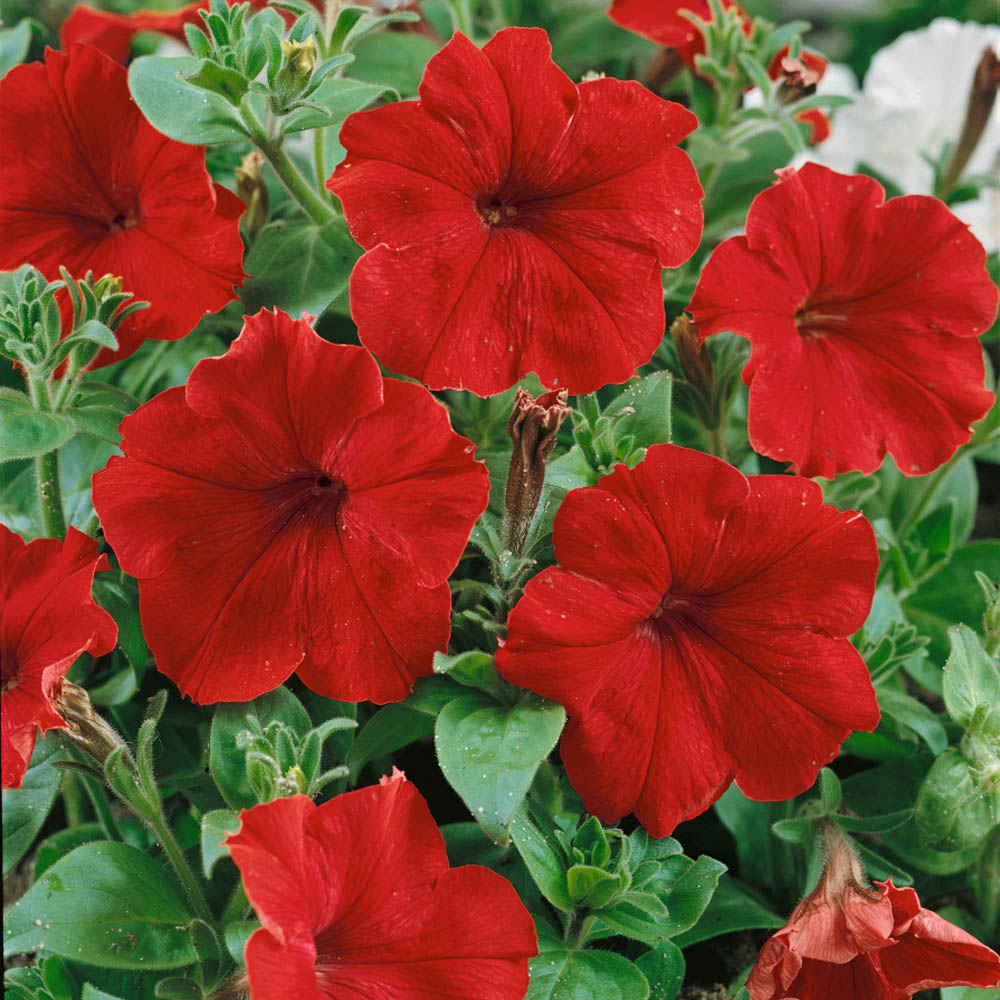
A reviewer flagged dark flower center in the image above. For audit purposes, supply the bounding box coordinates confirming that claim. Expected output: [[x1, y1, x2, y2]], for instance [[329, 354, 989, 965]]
[[108, 211, 140, 234], [1, 648, 19, 694], [794, 305, 849, 340], [308, 472, 347, 502], [642, 590, 707, 638], [476, 196, 519, 228]]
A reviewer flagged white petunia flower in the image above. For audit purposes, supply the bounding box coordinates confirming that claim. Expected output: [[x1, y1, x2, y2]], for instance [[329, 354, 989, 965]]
[[803, 17, 1000, 251]]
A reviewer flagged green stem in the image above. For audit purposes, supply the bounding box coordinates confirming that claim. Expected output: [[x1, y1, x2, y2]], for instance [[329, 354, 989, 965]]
[[27, 375, 67, 538], [82, 773, 122, 841], [707, 422, 729, 463], [562, 909, 593, 949], [975, 826, 999, 933], [446, 0, 473, 35], [130, 339, 171, 401], [148, 810, 215, 927], [895, 455, 958, 543], [313, 125, 328, 190], [61, 772, 87, 826], [36, 449, 66, 538], [243, 105, 337, 227]]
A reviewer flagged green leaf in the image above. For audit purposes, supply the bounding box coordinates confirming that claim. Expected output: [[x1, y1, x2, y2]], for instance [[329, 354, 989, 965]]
[[0, 394, 76, 461], [771, 817, 812, 843], [223, 921, 258, 965], [3, 842, 198, 969], [200, 809, 241, 878], [128, 56, 250, 145], [598, 891, 671, 943], [941, 624, 1000, 730], [0, 18, 41, 77], [915, 747, 997, 851], [209, 687, 311, 810], [508, 801, 573, 913], [527, 942, 649, 1000], [345, 703, 434, 784], [435, 691, 565, 845], [2, 733, 64, 876], [282, 77, 391, 133], [432, 649, 496, 689], [183, 59, 249, 105], [82, 987, 128, 1000], [833, 808, 914, 834], [349, 31, 439, 95], [566, 865, 626, 910], [818, 768, 841, 812], [634, 940, 684, 1000], [69, 382, 138, 446], [655, 854, 726, 938], [604, 371, 673, 448], [878, 688, 949, 755], [34, 823, 105, 878], [904, 541, 1000, 663], [241, 218, 360, 318], [153, 979, 203, 1000], [672, 875, 784, 948]]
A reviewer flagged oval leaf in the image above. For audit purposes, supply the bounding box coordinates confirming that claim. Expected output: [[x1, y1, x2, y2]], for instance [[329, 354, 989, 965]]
[[4, 842, 198, 969], [2, 733, 65, 876], [435, 691, 565, 845], [128, 56, 249, 145]]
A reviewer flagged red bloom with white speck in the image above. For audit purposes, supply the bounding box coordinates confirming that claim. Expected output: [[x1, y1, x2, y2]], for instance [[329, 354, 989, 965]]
[[495, 444, 880, 836], [1, 526, 117, 789], [327, 26, 703, 396], [0, 44, 245, 367], [226, 771, 537, 999], [92, 309, 489, 705], [688, 163, 997, 478]]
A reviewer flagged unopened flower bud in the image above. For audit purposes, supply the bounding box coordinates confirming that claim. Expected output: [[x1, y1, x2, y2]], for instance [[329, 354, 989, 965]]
[[504, 388, 571, 554], [281, 35, 318, 80], [671, 313, 713, 393], [93, 273, 124, 299], [236, 152, 270, 239], [53, 680, 127, 768], [943, 45, 1000, 193], [775, 55, 821, 104]]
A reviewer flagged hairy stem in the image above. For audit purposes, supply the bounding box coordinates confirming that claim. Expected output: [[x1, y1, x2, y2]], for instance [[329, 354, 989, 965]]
[[148, 809, 215, 926], [244, 106, 338, 227]]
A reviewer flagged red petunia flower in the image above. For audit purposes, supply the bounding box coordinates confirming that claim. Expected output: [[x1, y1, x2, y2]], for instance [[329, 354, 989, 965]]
[[688, 163, 998, 478], [226, 771, 536, 998], [0, 44, 245, 368], [60, 3, 205, 62], [608, 0, 744, 69], [59, 0, 327, 62], [326, 26, 703, 397], [494, 444, 879, 836], [1, 526, 117, 789], [748, 830, 1000, 998], [91, 309, 489, 705]]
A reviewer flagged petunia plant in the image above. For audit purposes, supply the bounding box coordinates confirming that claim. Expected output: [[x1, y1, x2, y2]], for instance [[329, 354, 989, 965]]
[[2, 1, 1000, 999]]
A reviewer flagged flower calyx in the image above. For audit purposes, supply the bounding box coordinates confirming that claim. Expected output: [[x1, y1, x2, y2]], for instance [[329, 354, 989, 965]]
[[503, 387, 571, 555]]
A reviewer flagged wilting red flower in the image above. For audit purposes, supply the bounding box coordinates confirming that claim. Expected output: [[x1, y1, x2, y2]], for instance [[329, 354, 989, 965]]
[[495, 444, 879, 836], [327, 26, 703, 397], [60, 3, 204, 62], [1, 526, 117, 789], [0, 44, 245, 368], [92, 309, 488, 705], [689, 163, 998, 478], [748, 830, 1000, 998], [608, 0, 744, 69], [226, 771, 537, 998]]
